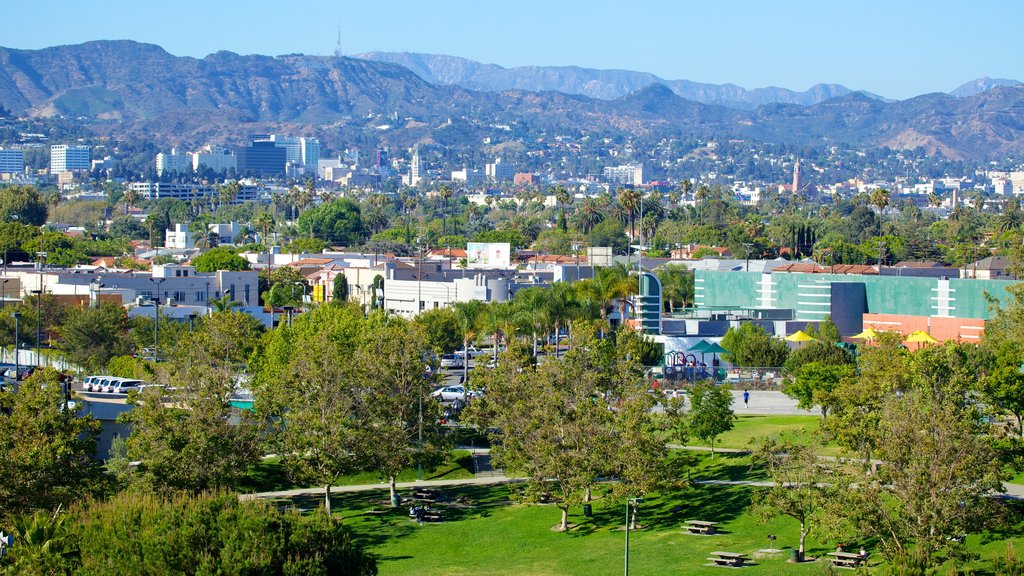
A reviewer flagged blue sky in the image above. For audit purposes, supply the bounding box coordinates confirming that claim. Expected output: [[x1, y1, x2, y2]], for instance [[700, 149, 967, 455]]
[[6, 0, 1021, 100]]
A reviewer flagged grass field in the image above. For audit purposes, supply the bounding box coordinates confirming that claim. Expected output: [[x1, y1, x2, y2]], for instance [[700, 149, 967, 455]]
[[685, 415, 827, 452], [292, 483, 1024, 575]]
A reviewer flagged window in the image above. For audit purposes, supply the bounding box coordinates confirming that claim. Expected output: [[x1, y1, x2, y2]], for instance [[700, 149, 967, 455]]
[[196, 291, 203, 302], [174, 291, 186, 302]]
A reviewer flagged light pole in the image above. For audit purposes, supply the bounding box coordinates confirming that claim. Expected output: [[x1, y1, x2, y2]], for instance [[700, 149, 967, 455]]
[[742, 242, 753, 272], [1, 279, 8, 308], [12, 312, 20, 393], [624, 497, 642, 575], [91, 280, 104, 308], [150, 277, 166, 360], [571, 241, 582, 282], [30, 289, 41, 366]]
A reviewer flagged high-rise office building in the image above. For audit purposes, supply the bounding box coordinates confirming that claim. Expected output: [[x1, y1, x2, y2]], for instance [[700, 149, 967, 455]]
[[0, 149, 24, 174], [50, 144, 90, 174], [237, 141, 287, 177], [603, 163, 644, 186]]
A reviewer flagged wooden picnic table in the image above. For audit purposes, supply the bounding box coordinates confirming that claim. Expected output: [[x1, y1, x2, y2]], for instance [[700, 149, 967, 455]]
[[707, 551, 748, 567], [685, 520, 719, 535], [827, 551, 867, 569]]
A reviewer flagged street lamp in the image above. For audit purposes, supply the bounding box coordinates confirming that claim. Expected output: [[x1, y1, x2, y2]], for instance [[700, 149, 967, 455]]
[[150, 277, 166, 360], [293, 281, 308, 309], [12, 312, 20, 393], [1, 278, 8, 308], [624, 497, 643, 575]]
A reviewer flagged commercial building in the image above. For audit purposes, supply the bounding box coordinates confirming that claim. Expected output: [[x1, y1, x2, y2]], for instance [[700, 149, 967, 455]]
[[0, 149, 24, 174], [164, 224, 194, 250], [237, 141, 287, 177], [50, 144, 90, 174], [128, 182, 260, 203], [485, 158, 515, 182]]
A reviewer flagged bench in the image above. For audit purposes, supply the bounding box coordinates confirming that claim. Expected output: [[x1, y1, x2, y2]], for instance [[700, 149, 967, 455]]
[[828, 552, 867, 569], [707, 551, 748, 567], [685, 520, 719, 535]]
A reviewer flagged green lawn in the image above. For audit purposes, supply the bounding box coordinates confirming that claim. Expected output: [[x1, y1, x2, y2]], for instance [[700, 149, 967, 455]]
[[321, 484, 825, 576], [281, 483, 1024, 575], [685, 415, 826, 451]]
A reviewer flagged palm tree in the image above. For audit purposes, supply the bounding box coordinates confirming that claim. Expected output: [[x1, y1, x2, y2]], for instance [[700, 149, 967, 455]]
[[574, 198, 604, 234], [618, 188, 641, 240], [452, 300, 484, 382], [10, 509, 79, 569], [438, 185, 453, 237], [121, 189, 140, 215], [211, 292, 242, 313], [694, 185, 711, 226], [253, 212, 275, 248], [870, 188, 891, 240]]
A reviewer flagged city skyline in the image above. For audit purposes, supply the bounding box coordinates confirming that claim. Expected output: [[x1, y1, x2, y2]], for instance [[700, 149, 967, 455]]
[[4, 0, 1021, 101]]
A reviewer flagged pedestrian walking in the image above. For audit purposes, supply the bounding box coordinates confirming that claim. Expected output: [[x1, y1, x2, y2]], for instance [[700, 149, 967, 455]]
[[743, 389, 750, 408]]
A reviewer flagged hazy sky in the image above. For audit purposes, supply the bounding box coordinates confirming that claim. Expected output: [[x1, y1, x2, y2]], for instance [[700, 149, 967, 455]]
[[6, 0, 1021, 100]]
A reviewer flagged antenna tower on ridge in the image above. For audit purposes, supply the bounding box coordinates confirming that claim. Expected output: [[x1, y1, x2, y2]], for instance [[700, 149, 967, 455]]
[[334, 24, 343, 58]]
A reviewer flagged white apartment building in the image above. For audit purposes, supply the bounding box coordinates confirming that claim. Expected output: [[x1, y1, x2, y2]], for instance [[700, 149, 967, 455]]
[[129, 182, 260, 203], [603, 163, 644, 186], [165, 223, 195, 250], [0, 149, 24, 174], [50, 144, 90, 174], [192, 144, 237, 173], [156, 148, 191, 176], [452, 167, 485, 186]]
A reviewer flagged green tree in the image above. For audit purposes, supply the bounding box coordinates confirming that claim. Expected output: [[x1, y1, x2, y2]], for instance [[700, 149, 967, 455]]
[[751, 439, 833, 562], [332, 272, 349, 302], [252, 303, 371, 512], [57, 302, 132, 371], [120, 312, 263, 493], [0, 185, 48, 226], [0, 369, 103, 521], [656, 264, 694, 312], [351, 320, 447, 506], [720, 323, 790, 367], [69, 492, 376, 575], [834, 390, 1004, 570], [413, 307, 462, 355], [190, 246, 250, 272], [297, 198, 365, 246], [688, 380, 735, 458], [783, 361, 855, 417]]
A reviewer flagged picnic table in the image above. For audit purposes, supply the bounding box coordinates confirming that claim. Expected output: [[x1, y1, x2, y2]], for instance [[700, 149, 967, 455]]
[[685, 520, 719, 535], [827, 551, 867, 569], [412, 489, 442, 502], [707, 551, 748, 567]]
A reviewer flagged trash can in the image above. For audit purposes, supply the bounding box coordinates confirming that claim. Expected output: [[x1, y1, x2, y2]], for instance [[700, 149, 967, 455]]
[[583, 504, 593, 517], [790, 549, 803, 563]]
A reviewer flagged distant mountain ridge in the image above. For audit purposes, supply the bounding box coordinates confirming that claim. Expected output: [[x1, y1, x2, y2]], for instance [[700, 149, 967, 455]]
[[355, 51, 887, 109], [949, 77, 1023, 98], [2, 41, 1024, 161]]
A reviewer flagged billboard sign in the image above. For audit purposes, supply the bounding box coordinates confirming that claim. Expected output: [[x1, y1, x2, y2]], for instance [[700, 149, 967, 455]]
[[467, 242, 511, 269]]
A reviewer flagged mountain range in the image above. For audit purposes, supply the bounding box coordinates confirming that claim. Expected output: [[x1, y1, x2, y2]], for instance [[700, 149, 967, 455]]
[[1, 41, 1023, 161]]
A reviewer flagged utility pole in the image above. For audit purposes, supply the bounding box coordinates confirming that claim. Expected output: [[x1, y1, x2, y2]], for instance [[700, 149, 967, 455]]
[[742, 242, 753, 272], [12, 312, 20, 393]]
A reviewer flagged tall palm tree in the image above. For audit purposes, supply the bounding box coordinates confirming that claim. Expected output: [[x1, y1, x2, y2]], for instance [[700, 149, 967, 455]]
[[870, 187, 891, 240], [618, 188, 641, 240], [574, 198, 604, 234], [452, 300, 484, 382], [438, 185, 453, 237], [253, 212, 275, 248], [121, 189, 139, 215]]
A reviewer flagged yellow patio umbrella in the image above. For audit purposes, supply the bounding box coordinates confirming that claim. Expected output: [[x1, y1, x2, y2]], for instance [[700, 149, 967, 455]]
[[905, 330, 940, 345], [784, 330, 816, 343], [851, 327, 879, 341]]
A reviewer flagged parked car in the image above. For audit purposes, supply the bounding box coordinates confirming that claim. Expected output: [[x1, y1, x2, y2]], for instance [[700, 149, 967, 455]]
[[82, 375, 104, 392], [454, 346, 489, 359], [111, 379, 143, 394], [439, 354, 464, 369], [430, 385, 481, 402]]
